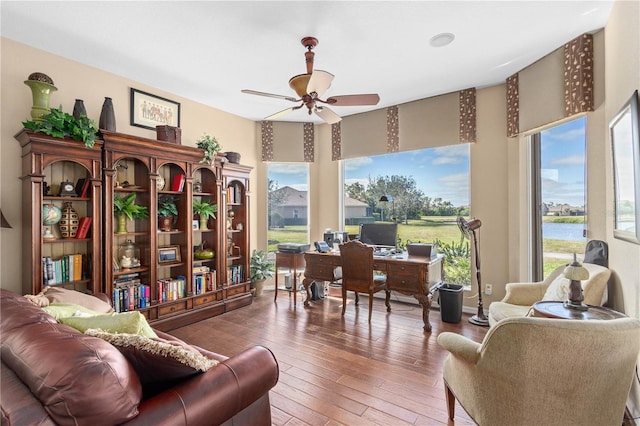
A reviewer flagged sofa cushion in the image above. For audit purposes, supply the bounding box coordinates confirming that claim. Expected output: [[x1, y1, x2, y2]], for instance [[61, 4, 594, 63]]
[[488, 302, 533, 324], [1, 321, 142, 425], [85, 329, 219, 397], [42, 286, 114, 313], [542, 274, 571, 301], [42, 303, 102, 320], [59, 311, 158, 338]]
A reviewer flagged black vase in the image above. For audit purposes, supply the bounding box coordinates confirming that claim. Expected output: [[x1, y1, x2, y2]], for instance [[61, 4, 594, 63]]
[[99, 97, 116, 131], [72, 99, 87, 120]]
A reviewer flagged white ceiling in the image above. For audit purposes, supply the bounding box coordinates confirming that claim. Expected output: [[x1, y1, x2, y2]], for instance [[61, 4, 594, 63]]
[[1, 1, 614, 124]]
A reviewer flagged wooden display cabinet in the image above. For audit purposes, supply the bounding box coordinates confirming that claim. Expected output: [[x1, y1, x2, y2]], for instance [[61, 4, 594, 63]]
[[15, 130, 103, 296], [101, 131, 250, 330]]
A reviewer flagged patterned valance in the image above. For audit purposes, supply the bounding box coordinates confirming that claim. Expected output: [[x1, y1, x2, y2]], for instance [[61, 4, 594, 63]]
[[386, 106, 399, 152], [564, 33, 594, 115], [506, 73, 520, 138], [303, 122, 314, 162], [261, 121, 274, 161], [459, 88, 476, 143], [331, 122, 341, 161]]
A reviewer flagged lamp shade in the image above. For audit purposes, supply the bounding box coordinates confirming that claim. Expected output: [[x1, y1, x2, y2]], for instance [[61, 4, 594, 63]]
[[379, 195, 392, 202], [564, 263, 589, 281]]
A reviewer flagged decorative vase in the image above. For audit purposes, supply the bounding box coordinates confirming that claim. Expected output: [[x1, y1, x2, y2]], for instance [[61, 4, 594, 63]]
[[116, 213, 128, 234], [118, 239, 140, 269], [59, 202, 79, 238], [72, 99, 87, 120], [99, 97, 116, 131], [24, 75, 57, 122], [199, 217, 209, 230], [252, 279, 266, 297]]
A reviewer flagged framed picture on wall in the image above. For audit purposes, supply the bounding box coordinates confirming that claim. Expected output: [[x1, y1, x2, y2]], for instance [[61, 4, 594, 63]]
[[130, 88, 181, 130], [610, 90, 640, 244], [158, 245, 181, 264]]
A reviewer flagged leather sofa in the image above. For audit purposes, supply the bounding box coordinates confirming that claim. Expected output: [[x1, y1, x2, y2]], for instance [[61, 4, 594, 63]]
[[0, 289, 279, 425]]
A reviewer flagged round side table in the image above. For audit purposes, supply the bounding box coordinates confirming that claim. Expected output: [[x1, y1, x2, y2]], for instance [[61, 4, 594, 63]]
[[533, 301, 626, 320]]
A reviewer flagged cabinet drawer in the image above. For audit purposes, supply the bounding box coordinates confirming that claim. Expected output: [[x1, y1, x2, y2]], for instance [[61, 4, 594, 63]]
[[387, 263, 422, 274], [158, 300, 188, 317], [226, 284, 249, 298], [305, 265, 336, 280], [193, 292, 222, 307]]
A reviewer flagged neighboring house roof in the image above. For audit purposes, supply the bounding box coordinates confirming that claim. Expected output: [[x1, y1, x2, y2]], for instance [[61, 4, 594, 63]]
[[273, 186, 368, 208]]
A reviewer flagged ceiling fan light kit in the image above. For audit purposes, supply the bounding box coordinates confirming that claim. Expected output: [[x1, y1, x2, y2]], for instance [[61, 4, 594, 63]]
[[242, 36, 380, 123]]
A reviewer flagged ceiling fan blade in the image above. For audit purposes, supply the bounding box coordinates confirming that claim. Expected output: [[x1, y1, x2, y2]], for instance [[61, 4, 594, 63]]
[[241, 89, 298, 103], [315, 106, 342, 124], [265, 107, 296, 120], [307, 70, 334, 98], [324, 94, 380, 106]]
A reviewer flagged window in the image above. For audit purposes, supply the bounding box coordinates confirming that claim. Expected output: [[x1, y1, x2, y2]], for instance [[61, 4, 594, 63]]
[[343, 145, 471, 285], [531, 117, 587, 280], [267, 163, 309, 252]]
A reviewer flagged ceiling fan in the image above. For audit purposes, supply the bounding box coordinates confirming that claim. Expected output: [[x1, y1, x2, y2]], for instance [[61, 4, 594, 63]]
[[241, 36, 380, 124]]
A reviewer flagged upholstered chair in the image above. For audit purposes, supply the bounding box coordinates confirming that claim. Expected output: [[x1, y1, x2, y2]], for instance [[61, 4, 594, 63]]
[[339, 240, 390, 322], [437, 316, 640, 425], [488, 262, 610, 326]]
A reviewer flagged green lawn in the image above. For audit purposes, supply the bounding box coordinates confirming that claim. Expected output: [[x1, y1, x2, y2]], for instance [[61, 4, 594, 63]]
[[268, 216, 584, 279]]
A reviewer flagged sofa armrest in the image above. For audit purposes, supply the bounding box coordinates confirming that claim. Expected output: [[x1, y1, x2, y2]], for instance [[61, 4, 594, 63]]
[[501, 281, 547, 305], [128, 345, 279, 425], [437, 332, 481, 364]]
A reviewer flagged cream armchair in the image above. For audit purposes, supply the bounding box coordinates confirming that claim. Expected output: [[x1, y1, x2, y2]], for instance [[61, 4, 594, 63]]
[[488, 262, 610, 326], [437, 316, 640, 426]]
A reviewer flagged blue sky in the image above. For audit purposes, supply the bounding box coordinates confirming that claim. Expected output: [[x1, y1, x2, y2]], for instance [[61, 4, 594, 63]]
[[268, 116, 586, 208], [540, 116, 586, 207]]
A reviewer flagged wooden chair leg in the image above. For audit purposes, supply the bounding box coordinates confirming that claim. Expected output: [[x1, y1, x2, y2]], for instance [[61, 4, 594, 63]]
[[368, 292, 373, 322], [354, 292, 359, 305], [385, 290, 391, 312], [341, 286, 347, 316], [444, 382, 455, 420]]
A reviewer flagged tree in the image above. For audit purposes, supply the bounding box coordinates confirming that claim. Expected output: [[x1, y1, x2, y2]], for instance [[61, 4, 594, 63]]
[[268, 179, 285, 227], [368, 175, 424, 223]]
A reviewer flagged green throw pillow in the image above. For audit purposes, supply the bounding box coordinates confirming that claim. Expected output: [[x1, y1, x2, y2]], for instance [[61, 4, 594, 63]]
[[42, 303, 101, 320], [60, 311, 158, 338]]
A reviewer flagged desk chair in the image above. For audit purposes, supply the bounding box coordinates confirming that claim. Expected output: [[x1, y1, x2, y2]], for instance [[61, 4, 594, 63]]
[[339, 240, 390, 322]]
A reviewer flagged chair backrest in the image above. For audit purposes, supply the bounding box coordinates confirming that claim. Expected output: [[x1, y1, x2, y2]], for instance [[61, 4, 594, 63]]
[[541, 262, 611, 305], [479, 316, 640, 425], [339, 240, 375, 293]]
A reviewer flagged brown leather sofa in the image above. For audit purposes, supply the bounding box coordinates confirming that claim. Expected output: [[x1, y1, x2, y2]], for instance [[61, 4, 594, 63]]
[[0, 289, 279, 425]]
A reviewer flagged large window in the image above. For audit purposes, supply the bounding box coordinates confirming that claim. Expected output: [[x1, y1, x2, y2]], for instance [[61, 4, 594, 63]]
[[531, 117, 587, 280], [343, 145, 471, 285], [267, 163, 309, 252]]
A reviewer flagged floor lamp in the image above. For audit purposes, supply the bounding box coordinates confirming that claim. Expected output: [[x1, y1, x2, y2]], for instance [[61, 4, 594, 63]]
[[379, 195, 396, 223], [457, 216, 489, 327]]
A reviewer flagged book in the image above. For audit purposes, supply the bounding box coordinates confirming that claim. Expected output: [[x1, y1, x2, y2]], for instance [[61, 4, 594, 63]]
[[80, 178, 91, 198], [74, 178, 86, 197], [73, 254, 82, 281], [75, 217, 92, 239], [171, 174, 186, 191]]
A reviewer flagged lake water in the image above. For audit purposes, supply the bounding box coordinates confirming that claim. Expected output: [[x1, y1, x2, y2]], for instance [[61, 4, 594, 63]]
[[543, 222, 585, 241]]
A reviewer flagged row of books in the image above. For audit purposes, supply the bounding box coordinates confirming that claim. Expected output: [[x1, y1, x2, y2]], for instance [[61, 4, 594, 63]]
[[74, 178, 92, 198], [171, 174, 186, 192], [193, 265, 217, 294], [42, 254, 84, 285], [112, 283, 151, 313], [226, 183, 243, 204], [157, 276, 187, 303], [227, 265, 244, 285]]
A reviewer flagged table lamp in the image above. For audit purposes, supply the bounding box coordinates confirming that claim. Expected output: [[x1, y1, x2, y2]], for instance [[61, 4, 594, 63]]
[[563, 253, 589, 311]]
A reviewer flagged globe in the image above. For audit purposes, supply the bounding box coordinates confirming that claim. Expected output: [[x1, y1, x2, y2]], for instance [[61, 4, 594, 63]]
[[42, 204, 62, 225]]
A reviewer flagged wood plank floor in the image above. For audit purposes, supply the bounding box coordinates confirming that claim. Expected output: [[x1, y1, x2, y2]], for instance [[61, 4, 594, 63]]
[[168, 289, 489, 425]]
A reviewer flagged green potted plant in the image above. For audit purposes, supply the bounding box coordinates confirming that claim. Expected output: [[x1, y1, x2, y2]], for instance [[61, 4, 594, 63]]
[[192, 199, 217, 230], [250, 250, 274, 297], [196, 134, 222, 165], [22, 106, 99, 148], [113, 193, 149, 234], [158, 195, 178, 231]]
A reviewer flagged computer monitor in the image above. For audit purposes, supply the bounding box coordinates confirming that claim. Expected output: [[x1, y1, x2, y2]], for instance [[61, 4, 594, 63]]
[[358, 223, 398, 248]]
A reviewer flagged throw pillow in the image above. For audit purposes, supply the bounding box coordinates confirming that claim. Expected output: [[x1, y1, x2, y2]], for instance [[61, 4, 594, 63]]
[[42, 303, 101, 320], [85, 329, 219, 395], [43, 286, 114, 313], [60, 311, 158, 338], [542, 274, 571, 301]]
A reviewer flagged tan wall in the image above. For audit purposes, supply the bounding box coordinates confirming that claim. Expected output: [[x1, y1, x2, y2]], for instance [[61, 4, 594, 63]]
[[604, 0, 640, 416], [0, 38, 259, 294]]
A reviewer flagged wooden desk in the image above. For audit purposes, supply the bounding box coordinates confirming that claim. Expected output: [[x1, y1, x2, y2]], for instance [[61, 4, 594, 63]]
[[303, 251, 444, 331], [274, 251, 306, 305], [533, 301, 627, 320]]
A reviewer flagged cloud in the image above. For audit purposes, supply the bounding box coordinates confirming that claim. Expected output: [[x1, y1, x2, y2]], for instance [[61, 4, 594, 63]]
[[343, 156, 374, 171], [345, 178, 369, 187], [432, 145, 469, 165], [268, 163, 308, 174], [549, 154, 585, 166]]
